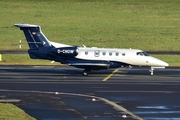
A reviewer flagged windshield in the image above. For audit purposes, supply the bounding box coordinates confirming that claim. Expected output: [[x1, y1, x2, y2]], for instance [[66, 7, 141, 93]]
[[136, 52, 150, 56]]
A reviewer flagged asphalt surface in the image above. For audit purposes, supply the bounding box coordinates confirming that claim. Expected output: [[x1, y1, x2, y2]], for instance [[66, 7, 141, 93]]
[[0, 66, 180, 120]]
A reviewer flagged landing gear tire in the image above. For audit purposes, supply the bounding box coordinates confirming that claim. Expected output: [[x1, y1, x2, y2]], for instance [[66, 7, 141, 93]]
[[83, 70, 88, 76]]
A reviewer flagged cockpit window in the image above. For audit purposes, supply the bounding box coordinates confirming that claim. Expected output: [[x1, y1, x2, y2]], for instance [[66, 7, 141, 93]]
[[142, 52, 150, 56], [137, 52, 143, 56], [137, 52, 149, 56]]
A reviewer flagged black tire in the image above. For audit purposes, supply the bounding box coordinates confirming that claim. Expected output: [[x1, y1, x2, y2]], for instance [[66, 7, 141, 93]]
[[83, 70, 88, 76]]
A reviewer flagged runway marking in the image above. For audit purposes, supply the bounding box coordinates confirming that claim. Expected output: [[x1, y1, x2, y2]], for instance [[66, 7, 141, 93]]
[[102, 68, 119, 82], [0, 89, 144, 120]]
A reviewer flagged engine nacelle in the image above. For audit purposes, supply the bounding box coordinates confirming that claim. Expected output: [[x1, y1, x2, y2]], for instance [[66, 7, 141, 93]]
[[55, 46, 79, 57]]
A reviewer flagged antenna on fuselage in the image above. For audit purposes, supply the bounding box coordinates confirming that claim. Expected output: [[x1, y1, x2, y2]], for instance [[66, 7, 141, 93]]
[[82, 44, 86, 48]]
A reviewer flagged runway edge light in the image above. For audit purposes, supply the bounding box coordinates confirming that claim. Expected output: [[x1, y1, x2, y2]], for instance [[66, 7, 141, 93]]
[[92, 98, 96, 102], [122, 114, 127, 118]]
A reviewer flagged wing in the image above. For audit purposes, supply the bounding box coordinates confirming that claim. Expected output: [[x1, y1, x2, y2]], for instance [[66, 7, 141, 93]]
[[68, 63, 110, 70]]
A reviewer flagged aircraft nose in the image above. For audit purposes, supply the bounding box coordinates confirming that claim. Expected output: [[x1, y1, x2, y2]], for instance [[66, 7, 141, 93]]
[[149, 57, 169, 67], [155, 58, 169, 67], [160, 60, 169, 67]]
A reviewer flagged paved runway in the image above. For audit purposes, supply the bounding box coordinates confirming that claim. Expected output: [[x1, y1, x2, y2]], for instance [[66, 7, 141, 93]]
[[0, 66, 180, 120]]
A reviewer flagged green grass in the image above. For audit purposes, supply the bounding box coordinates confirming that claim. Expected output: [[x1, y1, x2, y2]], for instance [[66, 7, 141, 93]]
[[0, 54, 60, 65], [0, 103, 36, 120], [0, 0, 180, 65], [0, 0, 180, 51]]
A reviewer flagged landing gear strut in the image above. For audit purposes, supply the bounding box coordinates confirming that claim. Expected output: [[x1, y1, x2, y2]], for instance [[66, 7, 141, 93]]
[[149, 67, 154, 75]]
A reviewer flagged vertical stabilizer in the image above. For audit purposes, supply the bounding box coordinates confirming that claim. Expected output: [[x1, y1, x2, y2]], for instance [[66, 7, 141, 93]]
[[14, 24, 53, 49]]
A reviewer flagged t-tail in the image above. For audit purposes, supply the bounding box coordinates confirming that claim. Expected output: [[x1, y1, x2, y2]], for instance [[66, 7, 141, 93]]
[[14, 24, 76, 64], [14, 24, 53, 49]]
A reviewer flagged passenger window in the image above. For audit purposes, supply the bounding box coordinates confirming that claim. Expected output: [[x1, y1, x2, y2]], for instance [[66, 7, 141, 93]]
[[94, 50, 100, 57], [109, 52, 112, 56], [115, 52, 119, 56], [85, 51, 88, 55], [102, 52, 106, 56], [122, 53, 125, 56]]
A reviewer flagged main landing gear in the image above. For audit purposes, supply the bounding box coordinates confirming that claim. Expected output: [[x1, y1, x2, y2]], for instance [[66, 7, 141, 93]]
[[83, 69, 92, 76], [83, 70, 88, 76]]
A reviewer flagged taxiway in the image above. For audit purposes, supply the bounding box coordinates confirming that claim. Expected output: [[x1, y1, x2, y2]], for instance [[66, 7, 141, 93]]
[[0, 66, 180, 120]]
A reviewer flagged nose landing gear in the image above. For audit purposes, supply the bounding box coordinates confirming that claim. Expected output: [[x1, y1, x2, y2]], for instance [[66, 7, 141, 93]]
[[149, 66, 166, 76], [149, 67, 154, 75]]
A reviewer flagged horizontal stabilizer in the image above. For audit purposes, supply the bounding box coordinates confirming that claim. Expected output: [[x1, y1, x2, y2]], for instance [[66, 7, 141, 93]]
[[14, 24, 38, 28]]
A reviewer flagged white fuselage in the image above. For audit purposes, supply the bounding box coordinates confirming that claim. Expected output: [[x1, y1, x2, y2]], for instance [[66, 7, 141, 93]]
[[75, 47, 168, 67], [50, 41, 168, 67]]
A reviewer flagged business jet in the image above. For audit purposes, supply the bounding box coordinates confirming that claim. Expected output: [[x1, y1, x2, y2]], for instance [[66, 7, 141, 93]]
[[14, 24, 168, 76]]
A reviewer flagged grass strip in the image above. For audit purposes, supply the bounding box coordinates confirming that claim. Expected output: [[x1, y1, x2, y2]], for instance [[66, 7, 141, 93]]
[[0, 0, 180, 51], [0, 103, 36, 120], [0, 54, 60, 65]]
